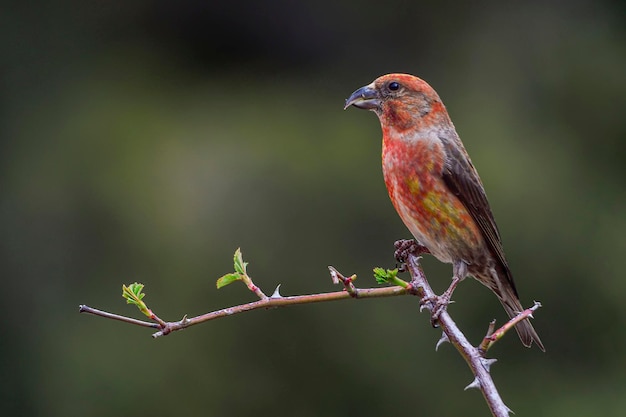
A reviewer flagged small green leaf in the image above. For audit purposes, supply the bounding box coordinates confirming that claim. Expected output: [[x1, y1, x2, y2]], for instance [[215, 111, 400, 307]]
[[122, 282, 151, 317], [373, 267, 388, 284], [373, 267, 398, 284], [122, 282, 146, 305], [216, 273, 242, 289], [233, 248, 248, 275]]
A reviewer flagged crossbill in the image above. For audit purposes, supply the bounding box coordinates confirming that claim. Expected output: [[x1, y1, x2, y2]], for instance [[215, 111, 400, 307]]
[[345, 74, 544, 351]]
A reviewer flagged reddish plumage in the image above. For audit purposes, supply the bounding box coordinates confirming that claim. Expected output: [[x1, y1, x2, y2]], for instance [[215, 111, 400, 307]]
[[345, 73, 544, 351]]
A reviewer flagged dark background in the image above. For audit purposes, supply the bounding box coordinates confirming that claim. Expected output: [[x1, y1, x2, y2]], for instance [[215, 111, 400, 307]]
[[2, 1, 625, 416]]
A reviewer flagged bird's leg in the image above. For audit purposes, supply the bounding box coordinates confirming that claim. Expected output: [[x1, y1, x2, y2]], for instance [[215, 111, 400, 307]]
[[426, 261, 468, 326], [394, 239, 430, 272]]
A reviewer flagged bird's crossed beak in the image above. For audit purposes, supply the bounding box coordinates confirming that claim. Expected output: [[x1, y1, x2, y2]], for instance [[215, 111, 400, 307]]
[[344, 82, 380, 110]]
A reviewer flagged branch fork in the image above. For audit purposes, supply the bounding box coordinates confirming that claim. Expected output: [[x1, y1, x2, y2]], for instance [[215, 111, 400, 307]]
[[392, 239, 543, 417]]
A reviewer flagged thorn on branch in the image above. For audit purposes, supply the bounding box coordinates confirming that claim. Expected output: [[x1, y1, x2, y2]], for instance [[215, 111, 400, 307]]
[[481, 358, 498, 373], [152, 315, 191, 338], [271, 284, 283, 299], [435, 332, 450, 351], [464, 377, 481, 391]]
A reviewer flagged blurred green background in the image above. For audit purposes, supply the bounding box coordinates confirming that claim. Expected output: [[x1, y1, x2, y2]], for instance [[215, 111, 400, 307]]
[[2, 1, 625, 416]]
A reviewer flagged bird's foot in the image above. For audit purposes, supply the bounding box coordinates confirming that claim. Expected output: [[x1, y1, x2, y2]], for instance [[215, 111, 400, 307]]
[[394, 239, 429, 272], [421, 274, 463, 326], [420, 294, 455, 327]]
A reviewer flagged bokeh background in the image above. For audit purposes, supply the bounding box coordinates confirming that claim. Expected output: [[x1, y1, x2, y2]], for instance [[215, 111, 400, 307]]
[[2, 1, 625, 416]]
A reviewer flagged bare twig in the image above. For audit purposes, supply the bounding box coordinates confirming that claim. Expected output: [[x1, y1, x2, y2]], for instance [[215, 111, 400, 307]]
[[78, 305, 159, 328], [479, 302, 542, 354]]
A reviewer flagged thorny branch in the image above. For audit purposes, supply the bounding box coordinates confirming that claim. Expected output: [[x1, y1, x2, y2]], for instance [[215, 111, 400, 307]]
[[80, 284, 409, 338], [394, 240, 541, 417], [399, 243, 510, 416], [79, 244, 541, 417]]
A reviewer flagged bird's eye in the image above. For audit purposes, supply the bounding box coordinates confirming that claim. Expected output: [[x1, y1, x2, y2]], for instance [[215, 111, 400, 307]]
[[388, 82, 400, 91]]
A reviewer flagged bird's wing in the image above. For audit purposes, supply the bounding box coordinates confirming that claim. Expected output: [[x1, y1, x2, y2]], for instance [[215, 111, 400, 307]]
[[440, 135, 518, 297]]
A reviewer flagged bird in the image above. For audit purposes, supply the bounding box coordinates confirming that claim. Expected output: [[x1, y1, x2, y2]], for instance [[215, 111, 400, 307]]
[[344, 73, 544, 351]]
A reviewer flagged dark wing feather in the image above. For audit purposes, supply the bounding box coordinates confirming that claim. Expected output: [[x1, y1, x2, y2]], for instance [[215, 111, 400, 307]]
[[440, 135, 519, 298], [439, 135, 546, 350]]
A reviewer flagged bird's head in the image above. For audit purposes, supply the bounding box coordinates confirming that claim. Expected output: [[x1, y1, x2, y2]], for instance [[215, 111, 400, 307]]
[[344, 74, 445, 130]]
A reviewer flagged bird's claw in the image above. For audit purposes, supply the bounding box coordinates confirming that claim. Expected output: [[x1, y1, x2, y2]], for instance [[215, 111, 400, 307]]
[[423, 272, 463, 325], [394, 239, 429, 271], [394, 239, 417, 263], [420, 294, 455, 327]]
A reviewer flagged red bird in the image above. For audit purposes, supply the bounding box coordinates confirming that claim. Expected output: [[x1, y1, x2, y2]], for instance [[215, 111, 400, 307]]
[[345, 74, 544, 351]]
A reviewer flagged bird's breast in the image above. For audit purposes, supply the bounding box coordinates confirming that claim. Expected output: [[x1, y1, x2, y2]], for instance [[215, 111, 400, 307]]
[[382, 133, 481, 262]]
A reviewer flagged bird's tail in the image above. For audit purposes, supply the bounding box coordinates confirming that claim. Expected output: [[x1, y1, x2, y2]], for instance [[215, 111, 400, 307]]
[[498, 295, 545, 352]]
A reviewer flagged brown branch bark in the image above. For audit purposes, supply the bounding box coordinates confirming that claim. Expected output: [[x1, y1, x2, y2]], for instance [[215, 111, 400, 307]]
[[80, 285, 409, 337]]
